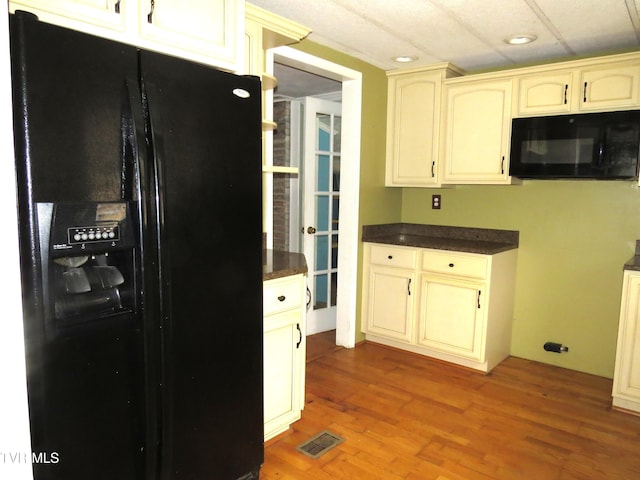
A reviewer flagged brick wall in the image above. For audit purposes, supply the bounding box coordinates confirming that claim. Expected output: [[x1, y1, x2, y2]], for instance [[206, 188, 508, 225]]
[[272, 100, 291, 251]]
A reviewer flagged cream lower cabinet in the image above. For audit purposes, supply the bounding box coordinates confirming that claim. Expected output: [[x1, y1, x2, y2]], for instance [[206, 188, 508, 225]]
[[263, 274, 306, 441], [362, 244, 417, 342], [364, 265, 416, 343], [418, 275, 485, 361], [612, 270, 640, 414], [9, 0, 243, 71], [362, 243, 518, 373]]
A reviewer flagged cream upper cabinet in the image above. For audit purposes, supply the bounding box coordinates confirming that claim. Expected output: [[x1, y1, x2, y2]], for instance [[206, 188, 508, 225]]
[[10, 0, 127, 32], [612, 270, 640, 415], [515, 55, 640, 116], [9, 0, 244, 71], [136, 0, 242, 71], [517, 71, 573, 115], [580, 63, 640, 111], [442, 78, 513, 184], [385, 64, 462, 187], [361, 242, 518, 373]]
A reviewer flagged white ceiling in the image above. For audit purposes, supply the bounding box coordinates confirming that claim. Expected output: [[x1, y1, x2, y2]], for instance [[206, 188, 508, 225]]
[[252, 0, 640, 75]]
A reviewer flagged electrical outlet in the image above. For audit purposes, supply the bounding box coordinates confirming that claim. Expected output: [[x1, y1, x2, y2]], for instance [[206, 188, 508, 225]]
[[432, 194, 441, 209]]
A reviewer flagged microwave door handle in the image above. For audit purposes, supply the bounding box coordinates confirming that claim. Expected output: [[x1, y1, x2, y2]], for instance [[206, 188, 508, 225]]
[[597, 141, 606, 167]]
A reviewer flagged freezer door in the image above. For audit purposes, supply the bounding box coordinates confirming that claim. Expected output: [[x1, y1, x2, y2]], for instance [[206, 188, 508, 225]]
[[10, 13, 147, 480], [141, 51, 264, 480]]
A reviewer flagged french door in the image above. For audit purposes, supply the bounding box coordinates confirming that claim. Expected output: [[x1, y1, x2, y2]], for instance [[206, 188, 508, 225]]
[[302, 97, 342, 335]]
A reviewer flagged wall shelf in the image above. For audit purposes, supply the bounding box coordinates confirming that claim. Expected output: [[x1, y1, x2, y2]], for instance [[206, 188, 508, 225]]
[[262, 165, 299, 174]]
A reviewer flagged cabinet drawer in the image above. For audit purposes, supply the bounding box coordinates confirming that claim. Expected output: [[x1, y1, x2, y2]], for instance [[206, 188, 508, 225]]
[[369, 244, 417, 269], [421, 250, 488, 279], [264, 276, 304, 315]]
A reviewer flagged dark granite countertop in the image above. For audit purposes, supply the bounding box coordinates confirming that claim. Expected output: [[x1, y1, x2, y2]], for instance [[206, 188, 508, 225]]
[[263, 249, 308, 281], [624, 240, 640, 271], [362, 223, 519, 255]]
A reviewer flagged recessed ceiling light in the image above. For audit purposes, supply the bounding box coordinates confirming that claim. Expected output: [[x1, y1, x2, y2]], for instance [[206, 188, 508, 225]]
[[505, 34, 537, 45], [393, 55, 418, 63]]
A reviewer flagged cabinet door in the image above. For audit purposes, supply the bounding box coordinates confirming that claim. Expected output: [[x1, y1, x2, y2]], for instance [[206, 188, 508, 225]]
[[517, 71, 573, 115], [137, 0, 242, 71], [580, 64, 640, 111], [613, 273, 640, 407], [418, 274, 486, 361], [386, 72, 441, 186], [364, 265, 415, 343], [264, 309, 303, 439], [9, 0, 126, 33], [443, 79, 512, 184]]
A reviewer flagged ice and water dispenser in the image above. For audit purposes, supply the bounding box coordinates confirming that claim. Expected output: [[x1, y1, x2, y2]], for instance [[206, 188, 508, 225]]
[[37, 202, 138, 336]]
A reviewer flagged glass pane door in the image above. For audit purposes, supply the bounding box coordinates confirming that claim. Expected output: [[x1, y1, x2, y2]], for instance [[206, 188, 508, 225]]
[[303, 98, 342, 335]]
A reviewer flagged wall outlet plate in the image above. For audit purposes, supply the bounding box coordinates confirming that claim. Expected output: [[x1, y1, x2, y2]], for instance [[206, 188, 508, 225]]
[[432, 194, 441, 209]]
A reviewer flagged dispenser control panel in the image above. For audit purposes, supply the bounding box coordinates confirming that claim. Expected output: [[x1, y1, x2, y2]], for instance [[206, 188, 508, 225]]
[[68, 224, 120, 244]]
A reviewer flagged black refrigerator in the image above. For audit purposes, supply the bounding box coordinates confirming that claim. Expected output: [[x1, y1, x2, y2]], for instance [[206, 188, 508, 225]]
[[10, 11, 264, 480]]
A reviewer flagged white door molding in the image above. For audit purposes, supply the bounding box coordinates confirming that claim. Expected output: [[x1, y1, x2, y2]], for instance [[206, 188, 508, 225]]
[[273, 46, 362, 348]]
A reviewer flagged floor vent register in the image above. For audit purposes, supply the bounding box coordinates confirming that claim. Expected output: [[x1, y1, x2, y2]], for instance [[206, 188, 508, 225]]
[[296, 430, 344, 459]]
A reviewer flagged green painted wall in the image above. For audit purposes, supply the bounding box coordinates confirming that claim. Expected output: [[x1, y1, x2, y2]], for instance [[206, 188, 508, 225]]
[[292, 40, 399, 342], [402, 181, 640, 378]]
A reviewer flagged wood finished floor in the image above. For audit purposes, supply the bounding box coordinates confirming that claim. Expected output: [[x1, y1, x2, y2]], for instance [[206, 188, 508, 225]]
[[262, 331, 640, 479]]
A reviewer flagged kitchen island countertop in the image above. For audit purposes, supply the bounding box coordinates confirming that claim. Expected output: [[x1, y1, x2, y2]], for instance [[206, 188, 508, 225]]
[[263, 249, 308, 281], [362, 223, 519, 255]]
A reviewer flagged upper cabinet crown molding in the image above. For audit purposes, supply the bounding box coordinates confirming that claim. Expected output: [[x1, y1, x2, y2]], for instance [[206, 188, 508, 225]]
[[245, 2, 310, 51], [9, 0, 245, 72]]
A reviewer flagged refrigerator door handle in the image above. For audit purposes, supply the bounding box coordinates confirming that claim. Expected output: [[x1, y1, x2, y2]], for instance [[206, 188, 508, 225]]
[[140, 78, 175, 474], [124, 76, 163, 479], [122, 79, 144, 201]]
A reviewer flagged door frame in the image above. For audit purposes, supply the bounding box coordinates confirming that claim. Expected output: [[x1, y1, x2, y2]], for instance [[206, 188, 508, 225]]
[[273, 46, 362, 348]]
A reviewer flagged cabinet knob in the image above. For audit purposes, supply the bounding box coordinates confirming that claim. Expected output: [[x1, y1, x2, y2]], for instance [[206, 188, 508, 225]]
[[388, 255, 393, 259], [277, 295, 286, 302], [449, 263, 454, 268]]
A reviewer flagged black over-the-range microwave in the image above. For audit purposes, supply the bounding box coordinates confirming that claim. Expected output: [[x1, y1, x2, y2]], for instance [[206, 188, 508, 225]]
[[509, 110, 640, 179]]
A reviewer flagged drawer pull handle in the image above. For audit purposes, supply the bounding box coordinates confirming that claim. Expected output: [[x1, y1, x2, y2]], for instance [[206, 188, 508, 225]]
[[407, 278, 412, 296], [296, 323, 302, 349], [147, 0, 155, 23], [449, 263, 454, 268], [477, 290, 482, 309], [277, 295, 286, 302], [388, 255, 393, 259]]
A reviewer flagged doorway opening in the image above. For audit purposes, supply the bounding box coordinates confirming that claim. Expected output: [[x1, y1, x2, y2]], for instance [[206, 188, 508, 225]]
[[269, 46, 361, 348]]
